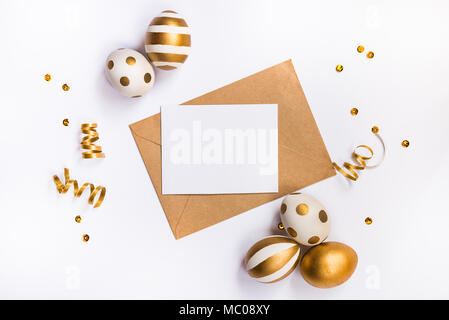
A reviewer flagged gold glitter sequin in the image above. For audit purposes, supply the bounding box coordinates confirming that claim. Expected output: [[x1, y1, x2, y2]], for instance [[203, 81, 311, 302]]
[[371, 126, 379, 134], [367, 51, 374, 59], [357, 45, 365, 53], [62, 83, 70, 91], [82, 234, 90, 242], [365, 217, 373, 225], [402, 140, 410, 148], [336, 64, 344, 72], [278, 222, 284, 230], [62, 118, 69, 126], [44, 74, 51, 81], [75, 215, 82, 223], [351, 107, 358, 116]]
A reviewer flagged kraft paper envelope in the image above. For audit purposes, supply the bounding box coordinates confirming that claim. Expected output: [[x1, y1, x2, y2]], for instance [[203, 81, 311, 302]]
[[129, 60, 335, 239]]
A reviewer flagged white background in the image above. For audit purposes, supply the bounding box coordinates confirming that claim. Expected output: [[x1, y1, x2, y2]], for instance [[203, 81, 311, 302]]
[[0, 0, 448, 299]]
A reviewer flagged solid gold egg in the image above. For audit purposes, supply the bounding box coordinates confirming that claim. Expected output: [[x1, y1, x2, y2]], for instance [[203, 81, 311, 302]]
[[300, 241, 358, 288]]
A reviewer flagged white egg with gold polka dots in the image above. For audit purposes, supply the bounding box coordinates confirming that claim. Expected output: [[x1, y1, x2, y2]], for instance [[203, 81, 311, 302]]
[[105, 48, 155, 98], [280, 193, 330, 246]]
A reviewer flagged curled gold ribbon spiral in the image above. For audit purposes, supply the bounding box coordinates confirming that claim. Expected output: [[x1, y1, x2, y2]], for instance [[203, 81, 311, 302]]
[[81, 123, 105, 159], [333, 133, 385, 181], [53, 168, 106, 208]]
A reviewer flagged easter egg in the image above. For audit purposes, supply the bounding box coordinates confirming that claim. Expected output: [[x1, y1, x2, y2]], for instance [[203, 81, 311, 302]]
[[300, 241, 358, 288], [245, 236, 300, 283], [145, 10, 191, 70], [280, 193, 330, 246], [105, 48, 155, 98]]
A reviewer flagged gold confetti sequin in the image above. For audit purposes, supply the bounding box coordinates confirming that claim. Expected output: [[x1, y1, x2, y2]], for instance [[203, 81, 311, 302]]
[[278, 222, 284, 230], [371, 126, 379, 134], [75, 215, 82, 223], [402, 140, 410, 148], [53, 168, 106, 208], [82, 234, 90, 242], [351, 107, 358, 116], [336, 64, 344, 72], [62, 118, 69, 126], [62, 83, 70, 91], [365, 217, 373, 225], [367, 51, 374, 59], [357, 45, 365, 53], [44, 74, 51, 81], [81, 123, 105, 159]]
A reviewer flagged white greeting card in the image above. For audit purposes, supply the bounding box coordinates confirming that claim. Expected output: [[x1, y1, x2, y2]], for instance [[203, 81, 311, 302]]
[[161, 104, 278, 194]]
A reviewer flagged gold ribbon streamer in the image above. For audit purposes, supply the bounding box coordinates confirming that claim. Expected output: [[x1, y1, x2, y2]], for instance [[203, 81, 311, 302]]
[[81, 123, 105, 159], [332, 133, 385, 181], [53, 168, 106, 208]]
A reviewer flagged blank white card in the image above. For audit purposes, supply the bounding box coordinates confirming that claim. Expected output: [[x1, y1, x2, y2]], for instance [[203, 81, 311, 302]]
[[161, 104, 278, 194]]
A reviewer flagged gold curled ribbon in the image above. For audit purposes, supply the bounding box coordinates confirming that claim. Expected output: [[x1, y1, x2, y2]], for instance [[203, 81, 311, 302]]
[[332, 133, 386, 181], [53, 168, 106, 208], [81, 123, 105, 159]]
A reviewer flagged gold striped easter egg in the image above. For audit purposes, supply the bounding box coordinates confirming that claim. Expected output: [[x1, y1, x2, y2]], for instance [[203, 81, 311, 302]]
[[145, 10, 191, 70], [244, 236, 301, 283]]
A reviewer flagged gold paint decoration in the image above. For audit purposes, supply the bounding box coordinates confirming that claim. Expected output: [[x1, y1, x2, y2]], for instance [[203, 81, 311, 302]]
[[336, 64, 344, 72], [332, 130, 386, 181], [81, 123, 105, 159], [145, 10, 191, 70], [300, 241, 358, 288], [402, 140, 410, 148], [62, 118, 69, 126], [245, 236, 301, 283], [44, 74, 51, 81], [62, 83, 70, 91], [53, 168, 106, 208]]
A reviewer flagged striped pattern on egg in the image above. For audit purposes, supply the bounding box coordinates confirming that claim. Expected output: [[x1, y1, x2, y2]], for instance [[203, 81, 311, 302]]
[[145, 10, 191, 70], [245, 236, 300, 283]]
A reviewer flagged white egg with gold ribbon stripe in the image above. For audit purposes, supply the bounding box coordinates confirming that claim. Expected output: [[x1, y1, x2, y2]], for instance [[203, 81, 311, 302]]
[[245, 236, 301, 283], [145, 10, 191, 70]]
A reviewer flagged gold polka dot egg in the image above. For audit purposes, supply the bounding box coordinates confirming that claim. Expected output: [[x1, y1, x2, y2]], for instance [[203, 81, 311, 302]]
[[280, 193, 330, 246], [145, 10, 191, 70], [105, 48, 155, 98]]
